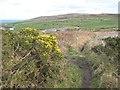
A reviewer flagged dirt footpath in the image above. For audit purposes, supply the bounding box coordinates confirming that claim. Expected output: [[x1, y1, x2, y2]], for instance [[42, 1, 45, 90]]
[[69, 57, 92, 88]]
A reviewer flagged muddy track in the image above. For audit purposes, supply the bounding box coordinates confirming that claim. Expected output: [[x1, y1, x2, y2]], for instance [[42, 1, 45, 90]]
[[69, 57, 92, 88]]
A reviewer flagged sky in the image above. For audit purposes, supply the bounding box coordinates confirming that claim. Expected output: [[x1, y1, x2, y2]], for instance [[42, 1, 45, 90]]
[[0, 0, 119, 20]]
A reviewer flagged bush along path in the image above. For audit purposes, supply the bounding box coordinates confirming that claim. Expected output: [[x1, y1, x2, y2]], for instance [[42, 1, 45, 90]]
[[2, 28, 63, 88]]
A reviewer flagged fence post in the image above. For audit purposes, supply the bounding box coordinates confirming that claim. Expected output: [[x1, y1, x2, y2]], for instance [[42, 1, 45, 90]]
[[76, 36, 78, 51]]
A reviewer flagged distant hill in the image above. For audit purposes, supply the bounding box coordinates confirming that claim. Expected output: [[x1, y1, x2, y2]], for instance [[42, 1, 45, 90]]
[[31, 13, 118, 21], [0, 20, 24, 23]]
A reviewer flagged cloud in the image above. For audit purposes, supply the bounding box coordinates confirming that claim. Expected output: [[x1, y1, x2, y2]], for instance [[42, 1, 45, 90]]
[[0, 0, 118, 20]]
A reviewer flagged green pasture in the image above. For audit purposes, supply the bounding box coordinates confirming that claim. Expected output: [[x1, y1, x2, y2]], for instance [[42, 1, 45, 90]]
[[8, 17, 118, 32]]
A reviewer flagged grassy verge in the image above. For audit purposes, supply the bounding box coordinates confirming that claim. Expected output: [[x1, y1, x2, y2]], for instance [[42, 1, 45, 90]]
[[81, 47, 101, 88], [81, 38, 119, 88], [45, 60, 83, 88], [44, 45, 83, 88]]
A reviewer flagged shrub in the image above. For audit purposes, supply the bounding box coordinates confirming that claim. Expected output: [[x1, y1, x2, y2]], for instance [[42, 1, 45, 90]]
[[2, 28, 63, 88], [91, 37, 119, 88]]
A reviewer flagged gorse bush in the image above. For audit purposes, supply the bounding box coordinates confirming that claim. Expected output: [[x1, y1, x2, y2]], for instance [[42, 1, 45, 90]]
[[2, 28, 63, 88], [91, 37, 119, 88], [92, 37, 119, 63]]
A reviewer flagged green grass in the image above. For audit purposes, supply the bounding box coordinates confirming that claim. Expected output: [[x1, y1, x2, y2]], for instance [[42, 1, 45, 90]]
[[42, 45, 84, 88], [44, 45, 83, 88], [64, 37, 119, 88], [80, 37, 119, 88], [46, 61, 83, 88], [7, 17, 118, 32], [90, 75, 101, 88]]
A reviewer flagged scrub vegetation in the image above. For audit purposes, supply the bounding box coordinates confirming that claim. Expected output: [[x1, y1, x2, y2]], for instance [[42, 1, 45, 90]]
[[2, 13, 119, 88]]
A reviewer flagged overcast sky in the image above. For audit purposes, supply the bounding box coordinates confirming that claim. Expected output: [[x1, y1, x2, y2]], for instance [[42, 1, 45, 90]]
[[0, 0, 119, 20]]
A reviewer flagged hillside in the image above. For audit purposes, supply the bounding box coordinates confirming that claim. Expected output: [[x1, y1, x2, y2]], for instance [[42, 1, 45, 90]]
[[5, 13, 118, 32], [32, 13, 118, 20]]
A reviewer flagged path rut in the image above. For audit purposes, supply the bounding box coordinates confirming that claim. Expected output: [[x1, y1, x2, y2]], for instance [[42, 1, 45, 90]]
[[69, 57, 92, 88]]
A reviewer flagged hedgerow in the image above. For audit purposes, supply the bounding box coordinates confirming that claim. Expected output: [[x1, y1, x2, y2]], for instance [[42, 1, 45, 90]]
[[2, 28, 63, 88], [91, 37, 119, 88]]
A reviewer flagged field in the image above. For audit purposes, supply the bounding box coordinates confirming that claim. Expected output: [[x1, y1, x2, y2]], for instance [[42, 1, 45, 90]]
[[2, 13, 119, 88], [6, 14, 118, 32]]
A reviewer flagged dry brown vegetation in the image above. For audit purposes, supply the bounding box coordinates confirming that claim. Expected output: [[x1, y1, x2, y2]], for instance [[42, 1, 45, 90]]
[[54, 31, 95, 52], [53, 31, 119, 52]]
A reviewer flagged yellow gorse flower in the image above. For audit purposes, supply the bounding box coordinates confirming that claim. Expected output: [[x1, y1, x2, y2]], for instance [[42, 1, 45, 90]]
[[15, 28, 63, 60]]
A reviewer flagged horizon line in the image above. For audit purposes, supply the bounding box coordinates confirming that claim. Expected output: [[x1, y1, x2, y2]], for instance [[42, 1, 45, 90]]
[[0, 12, 118, 20]]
